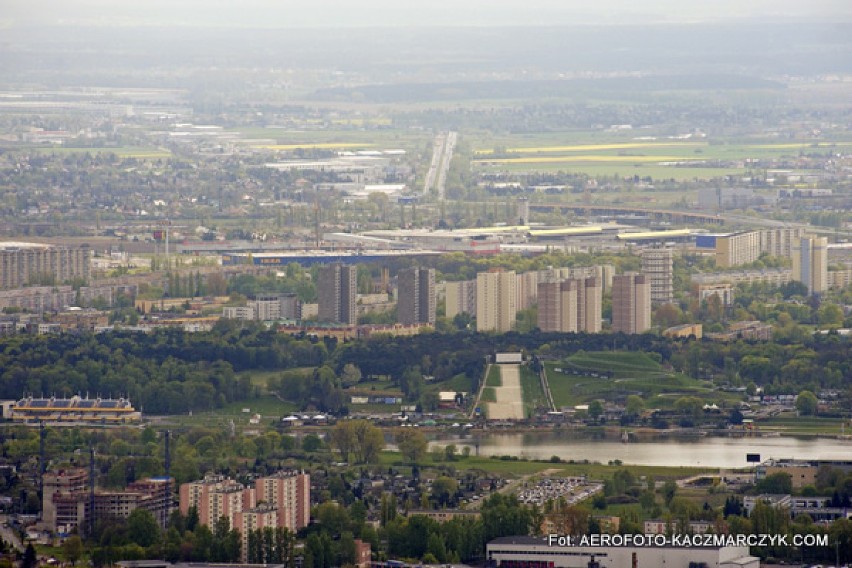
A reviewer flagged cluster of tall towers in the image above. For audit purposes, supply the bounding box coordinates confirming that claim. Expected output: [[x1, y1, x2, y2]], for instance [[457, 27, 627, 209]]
[[317, 263, 436, 326]]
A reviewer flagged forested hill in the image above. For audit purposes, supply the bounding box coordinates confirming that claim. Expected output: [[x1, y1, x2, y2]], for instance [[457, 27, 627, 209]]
[[0, 321, 329, 414], [0, 325, 848, 416]]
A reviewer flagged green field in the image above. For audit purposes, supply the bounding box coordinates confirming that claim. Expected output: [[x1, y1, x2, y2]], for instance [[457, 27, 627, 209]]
[[545, 351, 734, 409], [164, 396, 299, 429], [469, 134, 852, 180], [440, 372, 477, 394], [480, 387, 497, 403], [485, 365, 502, 387], [26, 145, 172, 158], [564, 351, 664, 377], [378, 450, 715, 479], [757, 414, 850, 435], [520, 365, 549, 414]]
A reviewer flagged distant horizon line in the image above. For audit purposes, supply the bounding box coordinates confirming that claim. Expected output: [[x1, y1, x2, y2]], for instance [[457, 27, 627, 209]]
[[2, 16, 850, 30]]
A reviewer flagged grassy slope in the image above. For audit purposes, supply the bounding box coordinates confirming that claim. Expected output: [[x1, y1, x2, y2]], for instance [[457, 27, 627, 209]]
[[520, 365, 548, 414], [545, 352, 738, 409]]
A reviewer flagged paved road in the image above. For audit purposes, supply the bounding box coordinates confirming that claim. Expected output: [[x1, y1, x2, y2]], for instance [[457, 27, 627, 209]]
[[435, 131, 457, 201], [422, 133, 445, 195]]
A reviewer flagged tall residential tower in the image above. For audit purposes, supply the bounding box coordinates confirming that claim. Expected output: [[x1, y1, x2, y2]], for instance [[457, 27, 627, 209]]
[[397, 267, 436, 325], [792, 236, 828, 295], [612, 273, 651, 334], [476, 270, 517, 332], [317, 263, 357, 324]]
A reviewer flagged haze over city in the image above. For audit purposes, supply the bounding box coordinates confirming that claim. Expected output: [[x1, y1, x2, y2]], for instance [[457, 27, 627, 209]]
[[0, 1, 850, 568], [3, 0, 851, 27]]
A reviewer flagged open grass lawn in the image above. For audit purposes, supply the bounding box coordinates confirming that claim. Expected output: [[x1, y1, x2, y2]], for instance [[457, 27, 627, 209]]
[[520, 365, 548, 414], [480, 387, 497, 403], [757, 414, 849, 435], [566, 351, 663, 376], [164, 396, 298, 429], [380, 451, 716, 479], [485, 365, 502, 387], [545, 352, 732, 409], [440, 372, 478, 394], [469, 133, 852, 180]]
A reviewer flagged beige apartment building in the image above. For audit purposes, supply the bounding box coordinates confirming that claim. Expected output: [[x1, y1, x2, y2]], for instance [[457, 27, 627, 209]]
[[716, 231, 761, 268], [515, 270, 540, 311], [611, 273, 651, 334], [792, 236, 828, 295], [760, 227, 806, 258], [828, 268, 852, 290], [0, 242, 91, 289], [537, 277, 602, 333], [476, 269, 517, 332], [444, 279, 476, 319], [696, 282, 735, 307], [715, 228, 809, 268]]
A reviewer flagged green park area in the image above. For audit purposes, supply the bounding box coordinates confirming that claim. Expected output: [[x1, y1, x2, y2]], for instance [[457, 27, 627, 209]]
[[469, 136, 852, 180], [545, 351, 738, 409], [519, 365, 549, 414]]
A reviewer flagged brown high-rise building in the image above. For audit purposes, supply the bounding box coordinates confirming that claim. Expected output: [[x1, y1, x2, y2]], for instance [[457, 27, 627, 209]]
[[317, 263, 357, 324], [397, 267, 436, 325], [537, 277, 601, 333], [612, 273, 651, 334]]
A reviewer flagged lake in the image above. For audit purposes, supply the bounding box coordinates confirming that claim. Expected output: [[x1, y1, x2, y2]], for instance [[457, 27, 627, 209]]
[[430, 431, 852, 468]]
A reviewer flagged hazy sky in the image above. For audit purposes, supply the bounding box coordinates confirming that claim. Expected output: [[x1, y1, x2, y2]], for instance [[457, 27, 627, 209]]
[[3, 0, 851, 27]]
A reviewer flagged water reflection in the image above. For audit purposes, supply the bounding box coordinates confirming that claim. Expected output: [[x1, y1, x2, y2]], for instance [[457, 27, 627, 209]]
[[430, 431, 852, 468]]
